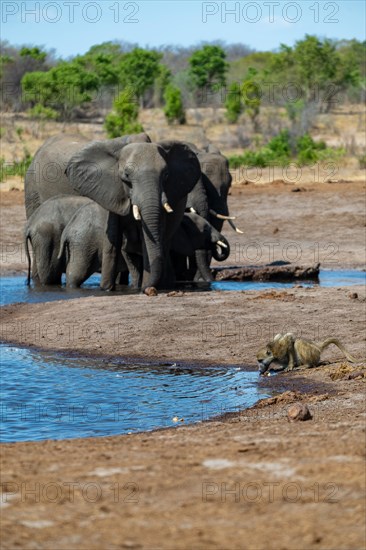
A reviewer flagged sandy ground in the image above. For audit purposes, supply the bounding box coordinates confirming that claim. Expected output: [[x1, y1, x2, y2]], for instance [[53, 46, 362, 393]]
[[1, 180, 366, 549]]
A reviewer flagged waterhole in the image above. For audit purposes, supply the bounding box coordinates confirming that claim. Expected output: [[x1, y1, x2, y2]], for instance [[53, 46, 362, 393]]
[[0, 345, 270, 442]]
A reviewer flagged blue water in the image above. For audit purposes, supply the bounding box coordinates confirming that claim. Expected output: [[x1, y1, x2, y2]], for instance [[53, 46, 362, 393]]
[[212, 269, 366, 292], [0, 345, 269, 442], [0, 270, 365, 307]]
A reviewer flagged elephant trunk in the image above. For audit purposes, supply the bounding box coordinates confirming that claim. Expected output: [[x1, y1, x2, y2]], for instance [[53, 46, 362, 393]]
[[195, 249, 214, 282], [139, 197, 164, 290], [212, 235, 230, 261]]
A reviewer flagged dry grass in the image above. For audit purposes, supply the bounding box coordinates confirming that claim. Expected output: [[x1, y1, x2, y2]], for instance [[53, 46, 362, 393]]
[[1, 105, 365, 191]]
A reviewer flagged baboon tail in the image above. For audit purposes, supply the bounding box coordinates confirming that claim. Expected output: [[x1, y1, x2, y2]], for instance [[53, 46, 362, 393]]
[[319, 338, 357, 363]]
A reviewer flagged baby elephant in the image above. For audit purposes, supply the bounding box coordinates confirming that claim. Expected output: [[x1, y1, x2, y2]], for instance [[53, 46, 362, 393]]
[[25, 195, 91, 285], [59, 201, 129, 288], [58, 200, 108, 287], [171, 211, 230, 282]]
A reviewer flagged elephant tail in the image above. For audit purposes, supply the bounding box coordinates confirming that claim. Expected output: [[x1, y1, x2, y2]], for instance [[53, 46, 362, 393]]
[[57, 232, 67, 263], [24, 229, 32, 286]]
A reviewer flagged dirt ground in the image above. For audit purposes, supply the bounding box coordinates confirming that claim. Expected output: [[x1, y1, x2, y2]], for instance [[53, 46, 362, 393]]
[[1, 180, 366, 549]]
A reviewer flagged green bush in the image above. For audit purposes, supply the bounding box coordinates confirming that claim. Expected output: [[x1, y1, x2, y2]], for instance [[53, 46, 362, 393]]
[[0, 149, 33, 182], [28, 104, 58, 120], [229, 131, 344, 168], [225, 82, 242, 123], [104, 88, 143, 138], [163, 84, 185, 124]]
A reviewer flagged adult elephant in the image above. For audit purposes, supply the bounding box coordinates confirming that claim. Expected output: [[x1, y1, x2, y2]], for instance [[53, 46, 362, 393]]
[[177, 143, 241, 281], [25, 133, 201, 290]]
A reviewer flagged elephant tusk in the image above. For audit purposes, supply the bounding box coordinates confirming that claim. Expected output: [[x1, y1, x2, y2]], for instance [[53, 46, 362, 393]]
[[163, 202, 174, 213], [189, 207, 196, 213], [209, 209, 236, 220], [217, 240, 228, 249], [228, 219, 244, 234], [132, 204, 141, 220]]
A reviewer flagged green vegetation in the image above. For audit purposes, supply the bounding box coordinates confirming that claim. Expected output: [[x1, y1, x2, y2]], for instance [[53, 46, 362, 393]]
[[22, 62, 100, 120], [20, 47, 47, 63], [0, 36, 364, 148], [229, 131, 345, 168], [188, 45, 227, 93], [118, 48, 163, 105], [0, 149, 33, 182], [28, 104, 58, 120], [163, 84, 185, 124], [104, 88, 143, 138], [225, 82, 243, 123]]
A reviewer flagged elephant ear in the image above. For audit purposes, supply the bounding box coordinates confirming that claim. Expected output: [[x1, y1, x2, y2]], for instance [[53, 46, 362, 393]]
[[158, 141, 201, 205], [66, 133, 151, 216]]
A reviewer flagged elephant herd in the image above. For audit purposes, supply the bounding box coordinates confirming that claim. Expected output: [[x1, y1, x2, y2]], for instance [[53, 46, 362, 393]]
[[24, 132, 242, 291]]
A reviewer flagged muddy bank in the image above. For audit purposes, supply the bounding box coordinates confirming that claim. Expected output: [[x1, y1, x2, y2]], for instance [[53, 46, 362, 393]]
[[1, 285, 365, 363], [1, 363, 365, 549]]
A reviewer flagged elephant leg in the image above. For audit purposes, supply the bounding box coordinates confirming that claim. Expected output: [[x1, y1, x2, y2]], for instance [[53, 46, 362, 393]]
[[115, 253, 129, 285], [66, 253, 98, 288], [116, 271, 129, 285], [194, 249, 214, 282], [122, 251, 142, 289], [171, 252, 188, 281], [101, 212, 122, 291]]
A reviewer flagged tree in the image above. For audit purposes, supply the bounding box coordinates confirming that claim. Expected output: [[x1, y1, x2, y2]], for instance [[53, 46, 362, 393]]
[[272, 35, 361, 111], [225, 69, 261, 128], [104, 87, 143, 138], [1, 41, 52, 110], [75, 42, 123, 87], [188, 45, 227, 95], [241, 68, 261, 131], [20, 47, 47, 63], [21, 62, 100, 120], [118, 48, 162, 105], [163, 84, 185, 124], [225, 82, 242, 123]]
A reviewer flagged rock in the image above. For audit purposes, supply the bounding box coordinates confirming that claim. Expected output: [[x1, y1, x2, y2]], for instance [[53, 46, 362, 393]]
[[273, 227, 279, 234], [348, 371, 365, 380], [287, 403, 312, 422], [349, 292, 358, 299], [144, 287, 158, 296], [167, 291, 185, 297]]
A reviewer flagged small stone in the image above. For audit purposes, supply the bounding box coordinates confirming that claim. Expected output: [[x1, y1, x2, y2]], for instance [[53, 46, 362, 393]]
[[167, 290, 185, 297], [348, 371, 365, 380], [349, 292, 358, 299], [144, 286, 158, 296], [273, 227, 279, 234], [287, 402, 312, 422]]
